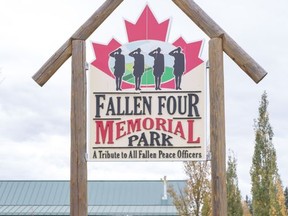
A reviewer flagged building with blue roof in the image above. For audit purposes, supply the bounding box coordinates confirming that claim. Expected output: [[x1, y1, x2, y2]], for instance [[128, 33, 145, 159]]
[[0, 180, 185, 215]]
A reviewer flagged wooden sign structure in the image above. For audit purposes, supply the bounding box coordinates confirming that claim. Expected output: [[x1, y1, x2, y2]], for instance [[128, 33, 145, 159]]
[[32, 0, 267, 215]]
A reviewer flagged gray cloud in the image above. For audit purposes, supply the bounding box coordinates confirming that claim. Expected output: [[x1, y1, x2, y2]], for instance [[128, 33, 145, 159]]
[[0, 0, 288, 199]]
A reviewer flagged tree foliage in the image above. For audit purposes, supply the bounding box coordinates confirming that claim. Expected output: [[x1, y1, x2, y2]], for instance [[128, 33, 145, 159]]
[[250, 91, 286, 216], [275, 178, 287, 215], [201, 191, 212, 216], [245, 195, 253, 215], [226, 151, 243, 216], [242, 200, 252, 216], [285, 187, 288, 211], [168, 161, 211, 216]]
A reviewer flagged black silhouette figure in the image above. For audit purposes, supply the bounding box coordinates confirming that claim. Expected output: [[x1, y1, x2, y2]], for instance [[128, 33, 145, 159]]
[[169, 47, 185, 90], [129, 48, 145, 90], [110, 48, 125, 91], [149, 47, 164, 90]]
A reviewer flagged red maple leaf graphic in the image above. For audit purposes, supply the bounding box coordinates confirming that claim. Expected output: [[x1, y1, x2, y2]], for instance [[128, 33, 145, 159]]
[[125, 5, 170, 42], [91, 39, 121, 78], [173, 37, 204, 73], [91, 5, 204, 90]]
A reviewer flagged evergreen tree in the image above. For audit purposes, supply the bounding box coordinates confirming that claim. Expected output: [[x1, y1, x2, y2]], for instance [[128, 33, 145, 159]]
[[245, 195, 253, 214], [250, 91, 285, 216], [242, 200, 252, 216], [285, 187, 288, 210], [269, 175, 287, 215], [226, 151, 243, 216], [275, 177, 287, 215]]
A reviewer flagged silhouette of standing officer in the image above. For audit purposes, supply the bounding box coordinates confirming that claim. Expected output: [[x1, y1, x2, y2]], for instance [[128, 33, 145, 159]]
[[169, 47, 185, 90], [129, 48, 145, 90], [149, 47, 164, 90], [110, 48, 125, 91]]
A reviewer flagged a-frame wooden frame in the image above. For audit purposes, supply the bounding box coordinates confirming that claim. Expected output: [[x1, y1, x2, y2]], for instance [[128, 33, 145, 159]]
[[32, 0, 267, 215]]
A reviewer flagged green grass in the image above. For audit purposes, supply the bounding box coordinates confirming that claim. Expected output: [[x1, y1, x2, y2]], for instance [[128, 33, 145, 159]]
[[120, 64, 174, 85]]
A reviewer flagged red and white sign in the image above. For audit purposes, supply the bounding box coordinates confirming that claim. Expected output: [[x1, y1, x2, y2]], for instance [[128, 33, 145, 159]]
[[88, 6, 206, 161]]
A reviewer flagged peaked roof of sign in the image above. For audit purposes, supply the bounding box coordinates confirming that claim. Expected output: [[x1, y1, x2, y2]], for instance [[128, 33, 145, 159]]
[[32, 0, 266, 87]]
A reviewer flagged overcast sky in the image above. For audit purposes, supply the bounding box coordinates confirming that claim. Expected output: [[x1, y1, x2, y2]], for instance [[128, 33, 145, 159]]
[[0, 0, 287, 198]]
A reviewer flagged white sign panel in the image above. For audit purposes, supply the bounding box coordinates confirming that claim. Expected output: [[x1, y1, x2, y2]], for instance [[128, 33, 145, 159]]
[[88, 6, 206, 161]]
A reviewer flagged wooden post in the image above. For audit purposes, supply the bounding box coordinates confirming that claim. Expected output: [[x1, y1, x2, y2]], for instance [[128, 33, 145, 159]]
[[71, 40, 87, 216], [209, 38, 227, 216]]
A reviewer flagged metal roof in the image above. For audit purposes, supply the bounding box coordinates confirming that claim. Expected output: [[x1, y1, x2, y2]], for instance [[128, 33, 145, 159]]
[[0, 205, 178, 215], [0, 180, 185, 215]]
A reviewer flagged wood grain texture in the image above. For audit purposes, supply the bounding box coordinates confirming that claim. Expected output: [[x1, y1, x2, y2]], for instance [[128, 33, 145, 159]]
[[32, 39, 72, 87], [71, 40, 87, 216], [209, 38, 227, 216], [172, 0, 267, 83], [33, 0, 123, 86], [72, 0, 124, 40]]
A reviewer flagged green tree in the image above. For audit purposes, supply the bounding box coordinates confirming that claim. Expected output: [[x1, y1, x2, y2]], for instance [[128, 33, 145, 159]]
[[250, 91, 285, 216], [201, 191, 212, 216], [275, 178, 287, 215], [285, 187, 288, 211], [226, 151, 243, 216], [245, 195, 253, 214], [168, 161, 211, 216], [242, 200, 252, 216]]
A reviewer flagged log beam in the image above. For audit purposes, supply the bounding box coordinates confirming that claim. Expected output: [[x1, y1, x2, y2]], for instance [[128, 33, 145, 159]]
[[173, 0, 267, 83], [32, 0, 123, 86]]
